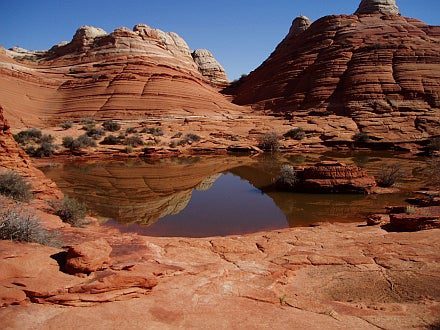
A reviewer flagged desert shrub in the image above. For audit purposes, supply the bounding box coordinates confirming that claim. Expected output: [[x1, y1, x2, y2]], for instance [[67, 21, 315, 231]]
[[62, 135, 96, 152], [26, 141, 56, 158], [353, 132, 370, 143], [258, 132, 280, 152], [60, 121, 73, 130], [81, 123, 96, 131], [100, 134, 120, 145], [172, 132, 183, 139], [177, 133, 201, 146], [13, 128, 42, 144], [124, 146, 134, 154], [102, 120, 121, 132], [426, 137, 440, 155], [284, 128, 306, 140], [169, 140, 179, 148], [0, 208, 58, 246], [275, 165, 298, 189], [125, 127, 137, 134], [51, 197, 87, 227], [76, 135, 97, 147], [143, 127, 164, 136], [81, 118, 95, 126], [377, 164, 402, 188], [0, 171, 32, 202], [124, 135, 144, 147], [85, 126, 104, 139]]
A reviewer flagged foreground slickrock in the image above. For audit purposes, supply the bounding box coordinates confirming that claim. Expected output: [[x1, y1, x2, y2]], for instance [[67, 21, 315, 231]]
[[0, 222, 439, 329], [229, 0, 440, 146]]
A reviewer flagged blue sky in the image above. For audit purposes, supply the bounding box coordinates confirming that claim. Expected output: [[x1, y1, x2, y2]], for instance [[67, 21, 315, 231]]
[[1, 0, 439, 79]]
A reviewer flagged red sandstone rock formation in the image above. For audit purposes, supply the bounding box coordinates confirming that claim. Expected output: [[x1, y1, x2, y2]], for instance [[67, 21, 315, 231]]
[[229, 0, 440, 146], [65, 239, 112, 274], [295, 161, 377, 194], [0, 24, 241, 127], [0, 106, 61, 201], [192, 49, 229, 88]]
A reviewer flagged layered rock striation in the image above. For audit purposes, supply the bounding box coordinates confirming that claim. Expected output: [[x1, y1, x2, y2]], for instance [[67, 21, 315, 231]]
[[229, 0, 440, 145], [0, 106, 61, 200], [0, 24, 239, 127], [192, 49, 229, 87]]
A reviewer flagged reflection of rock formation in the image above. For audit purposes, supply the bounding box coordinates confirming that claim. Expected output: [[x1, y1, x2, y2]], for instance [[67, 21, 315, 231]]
[[42, 157, 250, 225]]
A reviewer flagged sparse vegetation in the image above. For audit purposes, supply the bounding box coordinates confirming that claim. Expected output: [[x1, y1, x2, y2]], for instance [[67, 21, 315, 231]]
[[123, 135, 144, 147], [102, 120, 121, 132], [13, 128, 42, 144], [126, 127, 137, 134], [85, 126, 104, 140], [0, 208, 58, 246], [62, 135, 96, 152], [142, 127, 164, 136], [81, 118, 95, 126], [51, 197, 88, 227], [0, 171, 32, 202], [60, 121, 73, 130], [405, 205, 417, 215], [26, 141, 56, 158], [353, 132, 370, 143], [100, 134, 120, 145], [124, 146, 134, 154], [176, 133, 201, 146], [377, 164, 402, 188], [172, 132, 183, 139], [275, 165, 298, 190], [284, 128, 306, 140], [258, 132, 280, 152]]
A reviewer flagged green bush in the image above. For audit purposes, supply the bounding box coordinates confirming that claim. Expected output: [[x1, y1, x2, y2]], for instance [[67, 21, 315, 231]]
[[0, 208, 59, 246], [51, 197, 88, 227], [377, 164, 402, 188], [102, 120, 121, 132], [258, 132, 280, 152], [284, 128, 306, 140], [0, 171, 32, 202], [60, 121, 73, 130], [13, 128, 42, 144]]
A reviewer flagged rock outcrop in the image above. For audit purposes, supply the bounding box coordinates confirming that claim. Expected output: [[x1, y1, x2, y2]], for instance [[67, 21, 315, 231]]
[[0, 23, 241, 127], [0, 106, 61, 201], [192, 49, 229, 87], [356, 0, 400, 15], [229, 1, 440, 146], [65, 239, 112, 274], [295, 161, 377, 194], [286, 16, 312, 38]]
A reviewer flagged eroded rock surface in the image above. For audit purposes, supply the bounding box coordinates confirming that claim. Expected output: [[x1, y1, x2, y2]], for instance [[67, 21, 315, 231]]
[[0, 223, 439, 329], [229, 3, 440, 147], [192, 49, 229, 87], [0, 23, 241, 127]]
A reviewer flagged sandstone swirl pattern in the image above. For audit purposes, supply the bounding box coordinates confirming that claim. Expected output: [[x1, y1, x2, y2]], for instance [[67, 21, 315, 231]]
[[230, 0, 440, 144], [0, 25, 233, 127]]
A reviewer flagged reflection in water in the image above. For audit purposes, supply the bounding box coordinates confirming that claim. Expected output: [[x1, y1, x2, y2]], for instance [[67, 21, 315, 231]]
[[41, 153, 428, 237]]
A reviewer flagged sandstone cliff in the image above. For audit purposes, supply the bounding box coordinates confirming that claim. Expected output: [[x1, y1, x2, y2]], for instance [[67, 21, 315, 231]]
[[0, 25, 238, 127], [0, 106, 61, 200], [229, 0, 440, 145]]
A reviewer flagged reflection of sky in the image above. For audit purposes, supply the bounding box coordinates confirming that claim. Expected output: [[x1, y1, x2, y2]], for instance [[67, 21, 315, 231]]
[[108, 173, 287, 237]]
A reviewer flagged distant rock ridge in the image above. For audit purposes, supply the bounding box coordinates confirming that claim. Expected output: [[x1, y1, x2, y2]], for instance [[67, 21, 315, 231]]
[[0, 22, 239, 127], [355, 0, 400, 15]]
